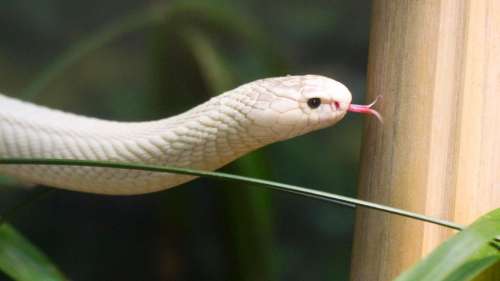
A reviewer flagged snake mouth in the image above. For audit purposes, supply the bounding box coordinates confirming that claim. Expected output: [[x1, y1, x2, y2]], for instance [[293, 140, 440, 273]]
[[348, 95, 383, 123]]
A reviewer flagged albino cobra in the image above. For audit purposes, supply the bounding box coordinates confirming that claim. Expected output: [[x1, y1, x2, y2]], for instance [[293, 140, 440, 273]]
[[0, 75, 380, 195]]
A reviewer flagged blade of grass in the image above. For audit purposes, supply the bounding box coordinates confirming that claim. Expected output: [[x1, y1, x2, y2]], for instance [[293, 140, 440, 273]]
[[395, 208, 500, 281], [0, 180, 62, 280], [0, 224, 67, 281], [0, 158, 464, 231]]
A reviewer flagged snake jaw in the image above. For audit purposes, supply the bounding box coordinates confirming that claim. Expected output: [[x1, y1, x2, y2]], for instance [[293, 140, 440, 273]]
[[348, 95, 383, 123]]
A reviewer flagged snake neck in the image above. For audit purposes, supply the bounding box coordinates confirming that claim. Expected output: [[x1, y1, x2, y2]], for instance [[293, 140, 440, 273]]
[[0, 89, 268, 171], [0, 89, 273, 194], [147, 89, 270, 170]]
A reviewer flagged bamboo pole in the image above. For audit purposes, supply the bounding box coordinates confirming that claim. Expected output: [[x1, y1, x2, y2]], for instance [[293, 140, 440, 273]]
[[350, 1, 500, 280]]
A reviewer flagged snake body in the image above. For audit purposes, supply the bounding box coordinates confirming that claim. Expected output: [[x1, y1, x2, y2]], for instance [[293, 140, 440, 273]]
[[0, 75, 354, 195]]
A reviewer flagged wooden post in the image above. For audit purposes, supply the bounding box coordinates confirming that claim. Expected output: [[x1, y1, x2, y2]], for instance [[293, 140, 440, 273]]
[[350, 1, 500, 280]]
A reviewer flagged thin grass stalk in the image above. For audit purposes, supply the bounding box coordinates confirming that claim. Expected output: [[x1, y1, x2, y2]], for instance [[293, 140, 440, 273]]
[[0, 158, 464, 231]]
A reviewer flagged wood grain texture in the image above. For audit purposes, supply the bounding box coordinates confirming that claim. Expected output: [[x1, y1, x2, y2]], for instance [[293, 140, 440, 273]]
[[350, 0, 500, 280]]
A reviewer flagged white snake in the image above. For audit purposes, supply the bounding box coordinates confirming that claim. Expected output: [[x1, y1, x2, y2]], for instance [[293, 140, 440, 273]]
[[0, 75, 380, 195]]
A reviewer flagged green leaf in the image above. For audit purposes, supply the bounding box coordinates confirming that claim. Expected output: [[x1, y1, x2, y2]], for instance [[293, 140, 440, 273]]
[[0, 158, 464, 231], [0, 224, 67, 281], [395, 208, 500, 281]]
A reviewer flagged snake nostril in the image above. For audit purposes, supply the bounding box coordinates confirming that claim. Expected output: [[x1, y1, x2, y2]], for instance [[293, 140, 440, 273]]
[[334, 101, 340, 110]]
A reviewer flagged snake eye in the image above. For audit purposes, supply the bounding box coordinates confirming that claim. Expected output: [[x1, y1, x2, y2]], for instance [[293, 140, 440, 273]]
[[307, 97, 322, 109]]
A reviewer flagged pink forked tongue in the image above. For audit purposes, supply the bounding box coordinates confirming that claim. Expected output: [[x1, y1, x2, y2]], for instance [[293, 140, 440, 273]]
[[348, 95, 383, 123]]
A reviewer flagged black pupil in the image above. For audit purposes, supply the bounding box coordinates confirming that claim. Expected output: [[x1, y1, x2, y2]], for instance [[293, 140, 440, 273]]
[[307, 98, 321, 109]]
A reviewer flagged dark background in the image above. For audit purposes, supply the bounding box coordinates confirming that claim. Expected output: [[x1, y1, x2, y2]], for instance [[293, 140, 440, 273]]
[[0, 0, 372, 280]]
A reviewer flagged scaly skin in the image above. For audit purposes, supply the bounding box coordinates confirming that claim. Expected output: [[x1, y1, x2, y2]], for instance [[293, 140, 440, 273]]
[[0, 75, 352, 194]]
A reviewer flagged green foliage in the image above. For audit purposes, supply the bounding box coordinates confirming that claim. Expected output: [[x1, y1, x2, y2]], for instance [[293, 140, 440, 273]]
[[0, 158, 463, 231], [396, 208, 500, 281], [0, 224, 67, 281]]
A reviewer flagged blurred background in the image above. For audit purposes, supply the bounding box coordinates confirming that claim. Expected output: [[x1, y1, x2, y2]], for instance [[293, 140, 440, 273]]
[[0, 0, 372, 280]]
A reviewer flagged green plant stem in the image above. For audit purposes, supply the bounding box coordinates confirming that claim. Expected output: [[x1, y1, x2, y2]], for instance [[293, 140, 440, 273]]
[[0, 158, 464, 231]]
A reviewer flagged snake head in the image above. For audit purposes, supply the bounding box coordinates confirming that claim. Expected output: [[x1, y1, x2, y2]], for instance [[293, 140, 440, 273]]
[[243, 75, 353, 141]]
